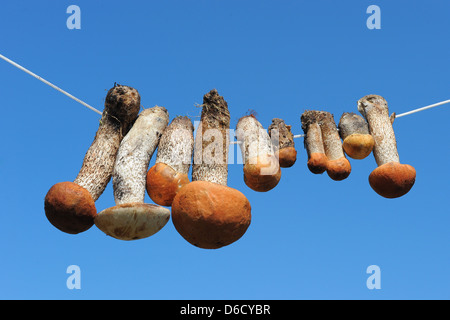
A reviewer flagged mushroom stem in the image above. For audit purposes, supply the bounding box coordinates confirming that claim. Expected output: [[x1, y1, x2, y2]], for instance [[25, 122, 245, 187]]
[[74, 85, 141, 201], [268, 118, 297, 168], [192, 89, 230, 185], [45, 84, 141, 234], [319, 111, 351, 181], [95, 106, 171, 240], [357, 95, 399, 166], [301, 111, 328, 174], [236, 115, 281, 192], [146, 116, 194, 206]]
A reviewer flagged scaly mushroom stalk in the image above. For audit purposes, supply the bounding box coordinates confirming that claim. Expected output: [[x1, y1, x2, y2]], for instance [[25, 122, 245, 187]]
[[338, 112, 375, 160], [236, 115, 281, 192], [301, 111, 328, 174], [94, 106, 171, 240], [268, 118, 297, 168], [146, 116, 194, 206], [320, 111, 351, 181], [172, 89, 251, 249], [44, 84, 140, 234], [358, 94, 416, 198]]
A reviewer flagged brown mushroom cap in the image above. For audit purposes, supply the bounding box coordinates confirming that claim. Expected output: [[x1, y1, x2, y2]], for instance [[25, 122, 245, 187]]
[[44, 182, 96, 234], [307, 153, 328, 174], [243, 154, 281, 192], [342, 134, 375, 160], [326, 158, 352, 181], [277, 147, 297, 168], [146, 162, 190, 207], [171, 181, 251, 249], [369, 162, 416, 198], [95, 203, 170, 240]]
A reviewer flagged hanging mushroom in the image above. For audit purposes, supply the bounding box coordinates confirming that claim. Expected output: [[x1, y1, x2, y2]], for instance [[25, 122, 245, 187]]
[[268, 118, 297, 168], [94, 106, 171, 240], [301, 110, 328, 174], [358, 95, 416, 198], [171, 89, 251, 249], [320, 111, 351, 181], [146, 116, 194, 207], [338, 112, 374, 160], [44, 84, 141, 234], [236, 115, 281, 192]]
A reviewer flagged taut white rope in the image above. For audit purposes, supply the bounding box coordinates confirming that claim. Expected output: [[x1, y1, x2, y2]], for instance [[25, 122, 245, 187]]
[[395, 99, 450, 118], [0, 53, 103, 116], [1, 53, 448, 126]]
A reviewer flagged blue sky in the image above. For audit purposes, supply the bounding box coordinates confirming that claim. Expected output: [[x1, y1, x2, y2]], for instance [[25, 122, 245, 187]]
[[0, 0, 449, 300]]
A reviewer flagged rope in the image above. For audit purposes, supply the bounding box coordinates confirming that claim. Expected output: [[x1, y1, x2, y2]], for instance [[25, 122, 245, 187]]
[[1, 53, 449, 131], [0, 53, 103, 115]]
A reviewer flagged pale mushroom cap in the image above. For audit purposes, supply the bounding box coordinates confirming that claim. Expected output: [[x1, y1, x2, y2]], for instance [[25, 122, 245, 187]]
[[95, 203, 170, 240], [342, 134, 375, 160]]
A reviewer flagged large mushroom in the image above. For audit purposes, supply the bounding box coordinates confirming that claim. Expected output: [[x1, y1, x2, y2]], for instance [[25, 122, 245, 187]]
[[171, 89, 251, 249], [44, 84, 140, 234], [146, 116, 194, 207], [358, 95, 416, 198], [94, 106, 171, 240], [236, 115, 281, 192]]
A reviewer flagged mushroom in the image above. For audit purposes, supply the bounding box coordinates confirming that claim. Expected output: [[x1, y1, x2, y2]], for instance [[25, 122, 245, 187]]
[[338, 112, 375, 160], [94, 106, 171, 240], [320, 111, 352, 181], [358, 95, 416, 198], [301, 110, 328, 174], [146, 116, 194, 206], [268, 118, 297, 168], [235, 115, 281, 192], [171, 89, 251, 249], [44, 84, 141, 234]]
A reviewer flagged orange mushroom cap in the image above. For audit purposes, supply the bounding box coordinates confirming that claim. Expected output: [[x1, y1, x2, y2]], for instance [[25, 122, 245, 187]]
[[369, 162, 416, 198]]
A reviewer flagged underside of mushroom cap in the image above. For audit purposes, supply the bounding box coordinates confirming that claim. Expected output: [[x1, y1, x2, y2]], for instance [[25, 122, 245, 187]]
[[95, 203, 170, 240], [146, 162, 190, 207], [244, 154, 281, 192], [44, 182, 97, 234], [172, 181, 251, 249], [369, 162, 416, 198]]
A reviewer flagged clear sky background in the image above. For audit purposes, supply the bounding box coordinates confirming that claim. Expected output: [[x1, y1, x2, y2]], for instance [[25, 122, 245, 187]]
[[0, 0, 449, 300]]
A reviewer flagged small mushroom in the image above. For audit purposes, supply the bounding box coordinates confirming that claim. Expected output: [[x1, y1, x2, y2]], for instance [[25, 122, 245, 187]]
[[146, 116, 194, 207], [320, 111, 352, 181], [44, 85, 141, 234], [95, 106, 171, 240], [358, 95, 416, 198], [171, 89, 251, 249], [338, 112, 375, 160], [268, 118, 297, 168], [236, 115, 281, 192], [301, 110, 328, 174]]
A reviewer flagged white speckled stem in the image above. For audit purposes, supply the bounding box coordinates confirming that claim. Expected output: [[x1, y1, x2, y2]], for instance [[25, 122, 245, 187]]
[[235, 115, 275, 164], [301, 111, 327, 157], [320, 112, 345, 161], [155, 116, 194, 174], [192, 89, 230, 186], [113, 106, 169, 204], [358, 95, 399, 166], [74, 85, 141, 201]]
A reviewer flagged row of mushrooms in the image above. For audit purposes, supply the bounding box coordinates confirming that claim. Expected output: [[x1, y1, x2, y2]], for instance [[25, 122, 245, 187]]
[[44, 85, 416, 249]]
